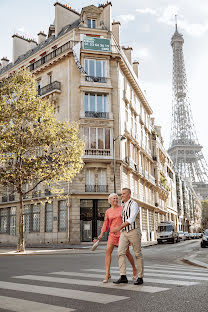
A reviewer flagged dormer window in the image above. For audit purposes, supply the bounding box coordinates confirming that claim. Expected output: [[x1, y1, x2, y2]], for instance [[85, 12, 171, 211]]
[[88, 19, 96, 28]]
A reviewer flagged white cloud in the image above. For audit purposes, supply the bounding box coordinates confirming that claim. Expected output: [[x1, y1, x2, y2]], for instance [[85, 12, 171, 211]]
[[136, 5, 208, 37], [116, 14, 135, 25], [157, 5, 179, 26], [136, 8, 157, 16]]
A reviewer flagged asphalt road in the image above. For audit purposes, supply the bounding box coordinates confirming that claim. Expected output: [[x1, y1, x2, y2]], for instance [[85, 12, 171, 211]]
[[0, 239, 207, 312]]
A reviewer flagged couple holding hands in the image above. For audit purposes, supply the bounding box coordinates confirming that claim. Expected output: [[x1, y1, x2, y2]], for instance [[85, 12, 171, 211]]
[[98, 188, 144, 285]]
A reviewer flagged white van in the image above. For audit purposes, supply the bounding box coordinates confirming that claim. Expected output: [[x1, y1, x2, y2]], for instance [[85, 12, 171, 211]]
[[157, 221, 179, 244]]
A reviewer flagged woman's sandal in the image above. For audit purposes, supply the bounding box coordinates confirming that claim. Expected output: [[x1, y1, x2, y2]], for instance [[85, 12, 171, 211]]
[[103, 274, 111, 283]]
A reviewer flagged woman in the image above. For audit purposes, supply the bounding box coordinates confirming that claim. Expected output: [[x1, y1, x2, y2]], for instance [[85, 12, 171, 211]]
[[97, 193, 137, 283]]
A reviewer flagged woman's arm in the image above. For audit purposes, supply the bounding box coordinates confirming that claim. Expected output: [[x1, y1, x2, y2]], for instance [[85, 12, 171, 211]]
[[98, 210, 109, 240]]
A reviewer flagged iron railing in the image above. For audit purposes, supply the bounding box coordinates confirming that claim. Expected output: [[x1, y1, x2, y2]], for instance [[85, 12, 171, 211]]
[[85, 111, 108, 118], [38, 81, 61, 96]]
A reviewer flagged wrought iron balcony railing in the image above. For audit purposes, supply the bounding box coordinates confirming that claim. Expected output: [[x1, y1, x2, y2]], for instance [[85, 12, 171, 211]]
[[38, 81, 61, 97], [85, 76, 107, 83], [85, 185, 108, 192], [85, 111, 109, 118], [85, 149, 111, 156]]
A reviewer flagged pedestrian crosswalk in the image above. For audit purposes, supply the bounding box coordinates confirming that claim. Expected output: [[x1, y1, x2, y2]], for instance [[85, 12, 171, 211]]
[[0, 263, 207, 311]]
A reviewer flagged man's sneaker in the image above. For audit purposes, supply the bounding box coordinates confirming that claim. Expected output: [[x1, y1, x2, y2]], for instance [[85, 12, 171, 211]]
[[113, 275, 128, 284], [134, 277, 143, 285]]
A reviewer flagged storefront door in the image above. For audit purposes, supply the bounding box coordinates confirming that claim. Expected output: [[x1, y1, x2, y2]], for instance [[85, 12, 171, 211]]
[[80, 199, 109, 242]]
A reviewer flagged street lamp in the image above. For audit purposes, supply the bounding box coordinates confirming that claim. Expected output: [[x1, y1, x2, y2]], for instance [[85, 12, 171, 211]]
[[113, 135, 126, 193]]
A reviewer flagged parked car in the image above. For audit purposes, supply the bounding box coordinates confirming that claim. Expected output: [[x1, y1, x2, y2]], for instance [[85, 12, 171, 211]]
[[184, 232, 190, 240], [195, 233, 200, 239], [189, 233, 196, 239], [157, 221, 179, 244], [178, 231, 186, 241], [201, 229, 208, 248]]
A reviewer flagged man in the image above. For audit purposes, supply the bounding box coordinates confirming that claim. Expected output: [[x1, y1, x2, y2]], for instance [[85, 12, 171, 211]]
[[112, 188, 144, 285]]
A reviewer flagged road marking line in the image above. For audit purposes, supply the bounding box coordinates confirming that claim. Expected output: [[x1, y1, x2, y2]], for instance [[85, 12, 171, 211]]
[[13, 275, 169, 293], [111, 267, 208, 277], [0, 296, 75, 312], [0, 281, 128, 304], [82, 269, 199, 285], [144, 265, 208, 272]]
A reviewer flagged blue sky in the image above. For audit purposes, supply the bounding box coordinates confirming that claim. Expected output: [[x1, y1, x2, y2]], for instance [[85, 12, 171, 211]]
[[1, 0, 208, 162]]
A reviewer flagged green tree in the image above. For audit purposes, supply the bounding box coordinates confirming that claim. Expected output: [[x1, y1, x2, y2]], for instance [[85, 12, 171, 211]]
[[0, 70, 84, 252]]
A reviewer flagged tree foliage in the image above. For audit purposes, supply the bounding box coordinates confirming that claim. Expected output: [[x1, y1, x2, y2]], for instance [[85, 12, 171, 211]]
[[0, 70, 84, 251]]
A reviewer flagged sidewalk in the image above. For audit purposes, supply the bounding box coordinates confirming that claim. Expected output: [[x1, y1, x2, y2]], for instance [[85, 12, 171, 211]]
[[0, 240, 157, 256], [183, 249, 208, 269]]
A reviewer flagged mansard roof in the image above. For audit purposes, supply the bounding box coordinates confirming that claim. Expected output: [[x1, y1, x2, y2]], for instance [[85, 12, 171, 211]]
[[0, 18, 80, 76]]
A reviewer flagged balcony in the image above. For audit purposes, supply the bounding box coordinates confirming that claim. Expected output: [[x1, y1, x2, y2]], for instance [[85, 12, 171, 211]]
[[85, 111, 109, 119], [45, 189, 51, 196], [85, 185, 108, 192], [85, 185, 96, 192], [2, 196, 8, 203], [85, 76, 107, 83], [38, 81, 61, 97], [85, 149, 111, 157], [9, 194, 15, 201], [97, 185, 108, 192]]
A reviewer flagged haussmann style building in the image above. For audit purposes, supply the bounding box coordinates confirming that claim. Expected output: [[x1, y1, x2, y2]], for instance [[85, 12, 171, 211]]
[[0, 2, 198, 246]]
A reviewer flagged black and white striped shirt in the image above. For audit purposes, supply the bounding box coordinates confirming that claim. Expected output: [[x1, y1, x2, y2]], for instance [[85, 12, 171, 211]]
[[122, 198, 140, 232]]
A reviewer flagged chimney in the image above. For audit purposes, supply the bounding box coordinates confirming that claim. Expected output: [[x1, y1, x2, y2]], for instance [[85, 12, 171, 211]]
[[100, 2, 112, 31], [1, 57, 9, 68], [122, 47, 133, 65], [112, 21, 120, 45], [133, 61, 139, 78], [48, 24, 55, 38], [29, 39, 38, 50], [12, 34, 37, 63], [38, 31, 47, 44], [54, 2, 80, 36]]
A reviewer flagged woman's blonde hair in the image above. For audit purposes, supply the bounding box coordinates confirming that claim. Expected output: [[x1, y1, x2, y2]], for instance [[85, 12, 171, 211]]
[[108, 193, 118, 203]]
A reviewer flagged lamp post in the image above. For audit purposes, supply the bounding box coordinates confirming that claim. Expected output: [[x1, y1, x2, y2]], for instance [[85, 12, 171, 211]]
[[113, 135, 126, 193]]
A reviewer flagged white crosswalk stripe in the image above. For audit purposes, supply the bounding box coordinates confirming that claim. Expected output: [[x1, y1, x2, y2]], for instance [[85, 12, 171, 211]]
[[13, 274, 169, 293], [82, 269, 199, 286], [0, 281, 128, 304], [0, 296, 75, 312]]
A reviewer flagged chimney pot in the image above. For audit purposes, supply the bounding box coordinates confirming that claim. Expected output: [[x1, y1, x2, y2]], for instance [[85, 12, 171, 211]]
[[1, 57, 9, 68]]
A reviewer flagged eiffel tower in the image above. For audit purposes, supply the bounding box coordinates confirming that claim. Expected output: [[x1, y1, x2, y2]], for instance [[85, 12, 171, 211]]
[[168, 20, 208, 200]]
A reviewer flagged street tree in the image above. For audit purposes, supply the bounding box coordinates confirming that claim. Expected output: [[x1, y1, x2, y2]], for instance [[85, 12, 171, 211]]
[[0, 70, 84, 252]]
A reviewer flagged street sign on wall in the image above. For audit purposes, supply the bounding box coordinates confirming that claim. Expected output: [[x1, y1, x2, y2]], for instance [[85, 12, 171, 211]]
[[83, 37, 111, 52]]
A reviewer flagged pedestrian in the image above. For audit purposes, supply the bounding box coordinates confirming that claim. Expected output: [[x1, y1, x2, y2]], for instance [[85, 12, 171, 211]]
[[112, 188, 144, 285], [97, 193, 137, 283]]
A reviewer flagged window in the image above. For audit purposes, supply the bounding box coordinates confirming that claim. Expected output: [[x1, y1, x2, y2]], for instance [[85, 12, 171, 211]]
[[45, 202, 53, 232], [97, 169, 107, 192], [2, 185, 15, 202], [88, 19, 96, 28], [0, 207, 16, 235], [84, 128, 110, 150], [84, 93, 108, 118], [23, 204, 40, 233], [85, 169, 96, 192], [58, 201, 67, 232], [84, 59, 106, 80]]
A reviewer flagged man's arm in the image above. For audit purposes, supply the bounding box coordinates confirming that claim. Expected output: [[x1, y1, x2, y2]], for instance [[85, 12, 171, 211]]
[[112, 221, 130, 233]]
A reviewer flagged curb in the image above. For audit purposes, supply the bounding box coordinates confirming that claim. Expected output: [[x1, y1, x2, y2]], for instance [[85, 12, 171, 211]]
[[182, 255, 208, 269], [0, 241, 158, 256]]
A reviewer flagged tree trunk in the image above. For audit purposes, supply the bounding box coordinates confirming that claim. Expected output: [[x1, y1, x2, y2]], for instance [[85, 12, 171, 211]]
[[17, 192, 24, 252]]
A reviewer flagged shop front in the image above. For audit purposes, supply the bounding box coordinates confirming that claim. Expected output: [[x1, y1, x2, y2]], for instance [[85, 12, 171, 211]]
[[80, 199, 109, 242]]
